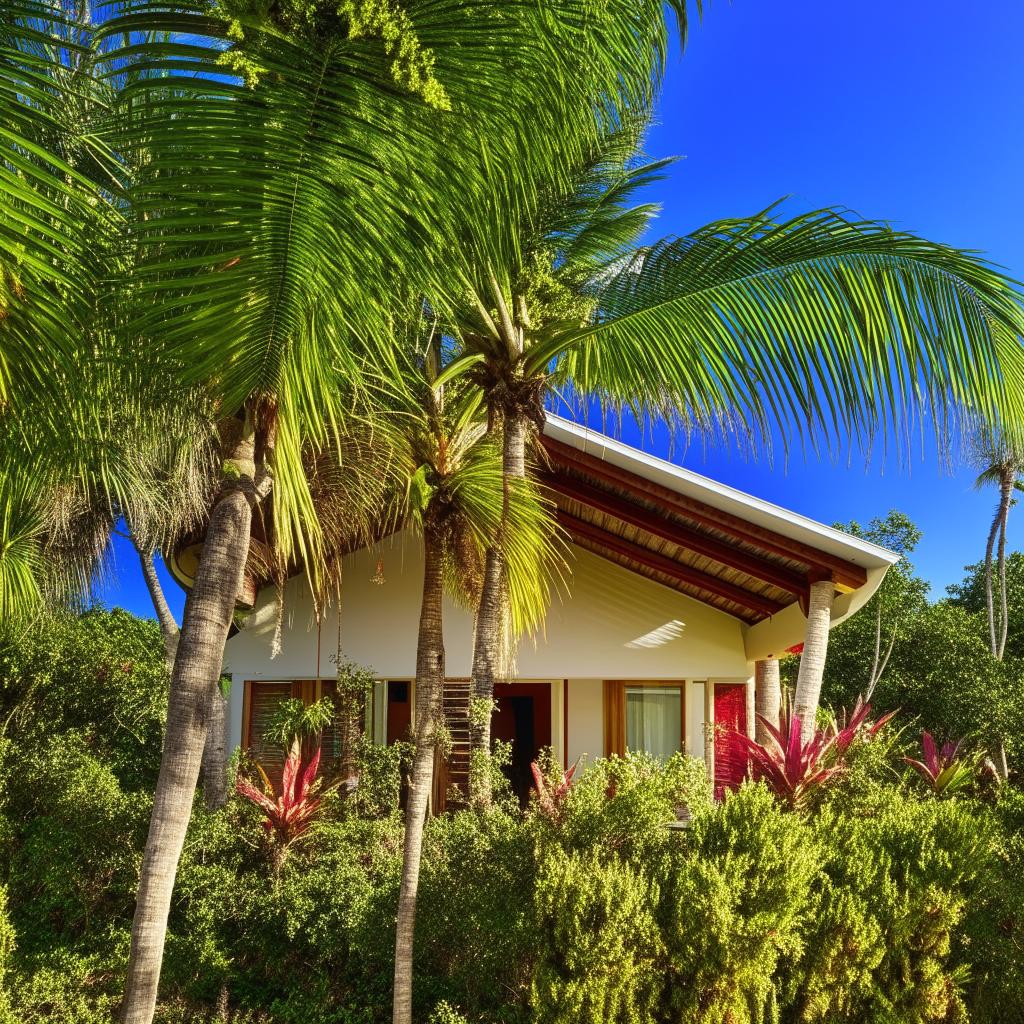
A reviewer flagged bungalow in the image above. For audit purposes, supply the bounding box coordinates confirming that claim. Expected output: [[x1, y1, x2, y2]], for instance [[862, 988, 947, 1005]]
[[197, 416, 898, 800]]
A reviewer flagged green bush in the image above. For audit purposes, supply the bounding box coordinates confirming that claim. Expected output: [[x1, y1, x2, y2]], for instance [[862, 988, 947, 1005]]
[[531, 846, 662, 1024], [2, 608, 1023, 1024], [660, 784, 819, 1024], [796, 790, 990, 1024]]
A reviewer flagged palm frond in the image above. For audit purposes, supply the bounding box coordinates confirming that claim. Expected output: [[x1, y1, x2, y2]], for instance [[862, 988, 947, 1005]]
[[541, 207, 1024, 454]]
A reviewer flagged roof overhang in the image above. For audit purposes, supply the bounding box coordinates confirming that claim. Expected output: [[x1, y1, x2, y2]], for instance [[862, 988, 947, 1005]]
[[542, 415, 900, 660]]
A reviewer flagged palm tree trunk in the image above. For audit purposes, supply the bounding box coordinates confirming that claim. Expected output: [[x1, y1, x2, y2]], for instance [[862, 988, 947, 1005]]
[[467, 414, 527, 804], [754, 657, 781, 744], [996, 473, 1013, 660], [132, 535, 179, 671], [793, 579, 834, 741], [202, 682, 229, 810], [121, 439, 256, 1024], [984, 498, 1001, 658], [393, 523, 445, 1024]]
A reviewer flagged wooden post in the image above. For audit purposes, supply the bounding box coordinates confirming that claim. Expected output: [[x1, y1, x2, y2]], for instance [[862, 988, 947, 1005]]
[[703, 680, 715, 782], [754, 657, 781, 744], [794, 578, 835, 740]]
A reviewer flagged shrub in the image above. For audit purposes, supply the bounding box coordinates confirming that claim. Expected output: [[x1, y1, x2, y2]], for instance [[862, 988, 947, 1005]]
[[660, 784, 820, 1023], [551, 752, 711, 865], [530, 846, 662, 1024], [798, 791, 991, 1024]]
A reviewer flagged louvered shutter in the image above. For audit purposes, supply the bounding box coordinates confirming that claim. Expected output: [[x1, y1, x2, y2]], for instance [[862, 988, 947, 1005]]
[[244, 681, 298, 790]]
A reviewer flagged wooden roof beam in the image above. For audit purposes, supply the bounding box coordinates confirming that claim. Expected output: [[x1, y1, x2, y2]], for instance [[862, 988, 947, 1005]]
[[543, 437, 867, 591], [558, 511, 786, 620], [544, 470, 810, 600]]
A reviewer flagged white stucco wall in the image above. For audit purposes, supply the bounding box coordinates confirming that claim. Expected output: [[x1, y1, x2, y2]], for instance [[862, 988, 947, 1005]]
[[224, 531, 754, 750]]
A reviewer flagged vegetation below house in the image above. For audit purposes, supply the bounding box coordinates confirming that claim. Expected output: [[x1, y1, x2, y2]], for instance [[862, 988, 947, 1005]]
[[1, 608, 1023, 1024]]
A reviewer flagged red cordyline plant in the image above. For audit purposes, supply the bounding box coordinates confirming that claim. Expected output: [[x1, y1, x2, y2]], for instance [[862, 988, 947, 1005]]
[[531, 757, 581, 819], [904, 730, 979, 795], [733, 697, 896, 811], [236, 738, 330, 871]]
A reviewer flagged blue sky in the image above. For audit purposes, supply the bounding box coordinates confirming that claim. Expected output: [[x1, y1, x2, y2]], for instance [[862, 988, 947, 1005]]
[[95, 0, 1024, 621]]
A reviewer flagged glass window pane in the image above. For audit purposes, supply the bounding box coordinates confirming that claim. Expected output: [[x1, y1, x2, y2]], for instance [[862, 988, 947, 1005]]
[[626, 686, 682, 759]]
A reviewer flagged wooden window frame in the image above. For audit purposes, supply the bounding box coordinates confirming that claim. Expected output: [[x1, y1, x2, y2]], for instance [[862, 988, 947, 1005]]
[[604, 680, 687, 758]]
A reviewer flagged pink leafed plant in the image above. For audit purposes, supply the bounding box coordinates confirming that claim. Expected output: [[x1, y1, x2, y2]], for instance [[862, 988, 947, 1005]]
[[531, 757, 581, 819], [733, 708, 841, 810], [903, 730, 978, 795], [236, 738, 328, 869], [733, 697, 896, 810], [829, 695, 898, 756]]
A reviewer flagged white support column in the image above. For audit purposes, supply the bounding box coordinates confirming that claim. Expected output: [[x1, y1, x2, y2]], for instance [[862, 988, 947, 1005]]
[[754, 657, 781, 744], [794, 578, 835, 740]]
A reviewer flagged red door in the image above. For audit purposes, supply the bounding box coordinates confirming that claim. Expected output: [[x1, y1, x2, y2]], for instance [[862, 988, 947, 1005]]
[[713, 683, 748, 798]]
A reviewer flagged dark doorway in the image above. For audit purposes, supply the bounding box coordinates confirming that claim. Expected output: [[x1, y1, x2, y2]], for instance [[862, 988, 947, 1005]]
[[491, 683, 552, 805]]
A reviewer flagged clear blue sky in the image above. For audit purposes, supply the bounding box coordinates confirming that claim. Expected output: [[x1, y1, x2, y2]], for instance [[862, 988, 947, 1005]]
[[95, 0, 1024, 621]]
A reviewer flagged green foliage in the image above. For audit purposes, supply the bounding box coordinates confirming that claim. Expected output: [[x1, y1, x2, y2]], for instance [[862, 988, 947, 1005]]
[[948, 553, 1024, 657], [2, 608, 1023, 1024], [800, 791, 990, 1024], [531, 847, 662, 1024], [549, 751, 712, 864], [261, 696, 336, 750], [661, 785, 819, 1023], [0, 608, 167, 787], [346, 736, 411, 819], [812, 514, 1024, 771]]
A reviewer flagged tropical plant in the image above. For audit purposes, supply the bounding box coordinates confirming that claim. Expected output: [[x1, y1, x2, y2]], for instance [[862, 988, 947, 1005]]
[[382, 350, 562, 1023], [2, 2, 675, 1018], [236, 739, 329, 871], [735, 699, 895, 810], [972, 428, 1024, 662], [827, 694, 898, 755], [904, 730, 980, 795], [261, 697, 336, 751], [530, 756, 581, 820]]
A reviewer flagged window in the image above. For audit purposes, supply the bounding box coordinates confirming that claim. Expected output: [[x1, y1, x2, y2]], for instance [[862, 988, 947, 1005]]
[[242, 679, 364, 784], [604, 680, 686, 758]]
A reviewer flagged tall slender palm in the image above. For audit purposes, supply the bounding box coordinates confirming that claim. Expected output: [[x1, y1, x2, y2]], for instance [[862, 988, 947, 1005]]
[[973, 429, 1024, 661], [971, 428, 1024, 780], [5, 2, 687, 1018], [437, 127, 1024, 778], [382, 350, 558, 1024]]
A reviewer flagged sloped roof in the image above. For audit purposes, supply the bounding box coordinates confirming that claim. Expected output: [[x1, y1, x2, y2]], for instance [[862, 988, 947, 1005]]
[[542, 415, 899, 628]]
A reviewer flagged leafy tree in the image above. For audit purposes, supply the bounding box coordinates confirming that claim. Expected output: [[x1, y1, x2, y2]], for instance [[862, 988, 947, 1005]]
[[798, 511, 930, 710], [948, 552, 1024, 660]]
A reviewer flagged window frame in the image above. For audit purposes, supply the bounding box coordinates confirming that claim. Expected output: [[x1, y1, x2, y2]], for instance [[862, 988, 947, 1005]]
[[603, 679, 687, 759]]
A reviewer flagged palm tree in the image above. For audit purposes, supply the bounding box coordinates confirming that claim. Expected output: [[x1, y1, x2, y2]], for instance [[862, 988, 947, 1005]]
[[5, 2, 685, 1018], [973, 429, 1024, 662], [382, 349, 558, 1024], [436, 128, 1024, 773], [971, 428, 1024, 780]]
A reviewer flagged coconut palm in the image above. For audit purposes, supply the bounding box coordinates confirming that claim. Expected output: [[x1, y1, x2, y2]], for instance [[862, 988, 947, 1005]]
[[436, 126, 1024, 777], [380, 344, 559, 1024], [970, 427, 1024, 780], [972, 428, 1024, 661], [5, 1, 687, 1017]]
